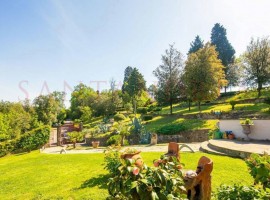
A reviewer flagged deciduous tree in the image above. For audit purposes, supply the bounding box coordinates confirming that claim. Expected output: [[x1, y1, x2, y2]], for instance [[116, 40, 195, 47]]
[[242, 37, 270, 97], [183, 43, 227, 111]]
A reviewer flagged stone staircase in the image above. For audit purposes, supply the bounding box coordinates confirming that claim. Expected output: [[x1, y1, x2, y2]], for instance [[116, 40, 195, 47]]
[[200, 139, 270, 158]]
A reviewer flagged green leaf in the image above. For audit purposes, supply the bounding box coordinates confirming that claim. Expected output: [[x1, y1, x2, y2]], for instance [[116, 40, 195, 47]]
[[131, 181, 138, 189]]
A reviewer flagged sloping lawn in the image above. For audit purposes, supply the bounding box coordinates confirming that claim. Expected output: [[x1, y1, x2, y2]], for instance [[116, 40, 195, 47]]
[[144, 116, 218, 132], [0, 151, 253, 199]]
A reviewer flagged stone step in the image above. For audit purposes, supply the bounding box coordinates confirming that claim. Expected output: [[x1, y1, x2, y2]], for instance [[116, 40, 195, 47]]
[[208, 140, 252, 158], [200, 141, 227, 156]]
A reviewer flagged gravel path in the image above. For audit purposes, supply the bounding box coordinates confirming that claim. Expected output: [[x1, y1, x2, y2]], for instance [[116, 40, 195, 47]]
[[41, 143, 202, 154]]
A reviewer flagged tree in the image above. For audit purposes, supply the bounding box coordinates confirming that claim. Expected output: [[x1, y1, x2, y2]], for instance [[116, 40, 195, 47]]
[[67, 131, 84, 148], [183, 43, 227, 111], [70, 83, 97, 119], [242, 37, 270, 97], [211, 23, 236, 92], [188, 35, 204, 54], [153, 44, 184, 114], [122, 66, 133, 93], [33, 92, 65, 126], [125, 68, 146, 113]]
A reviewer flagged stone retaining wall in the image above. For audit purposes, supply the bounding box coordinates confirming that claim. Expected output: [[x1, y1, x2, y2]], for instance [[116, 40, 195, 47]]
[[157, 129, 209, 143], [85, 137, 109, 146]]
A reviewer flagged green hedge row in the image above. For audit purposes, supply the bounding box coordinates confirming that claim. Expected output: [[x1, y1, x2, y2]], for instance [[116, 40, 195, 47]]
[[0, 125, 50, 157]]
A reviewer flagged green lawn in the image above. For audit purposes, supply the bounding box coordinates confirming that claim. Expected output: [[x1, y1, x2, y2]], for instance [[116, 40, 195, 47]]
[[160, 102, 269, 115], [0, 151, 253, 200], [144, 116, 218, 132]]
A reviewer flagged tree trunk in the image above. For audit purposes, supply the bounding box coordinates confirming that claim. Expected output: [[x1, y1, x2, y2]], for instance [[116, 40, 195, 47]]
[[224, 86, 227, 93], [170, 102, 173, 115], [198, 101, 201, 112], [73, 141, 76, 148], [258, 82, 262, 97], [188, 99, 191, 111], [121, 135, 125, 146]]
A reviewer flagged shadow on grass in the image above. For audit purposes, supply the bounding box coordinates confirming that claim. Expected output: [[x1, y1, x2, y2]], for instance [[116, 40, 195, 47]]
[[79, 174, 110, 189]]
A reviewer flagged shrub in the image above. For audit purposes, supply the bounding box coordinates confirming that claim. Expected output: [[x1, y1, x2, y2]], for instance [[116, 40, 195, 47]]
[[246, 153, 270, 189], [106, 135, 121, 146], [142, 115, 153, 121], [67, 131, 85, 148], [229, 100, 237, 110], [104, 146, 122, 174], [0, 140, 16, 157], [106, 150, 184, 199], [215, 184, 269, 200], [114, 114, 126, 122], [154, 107, 162, 112], [156, 124, 186, 135], [137, 107, 148, 114], [17, 125, 50, 152], [128, 114, 135, 119]]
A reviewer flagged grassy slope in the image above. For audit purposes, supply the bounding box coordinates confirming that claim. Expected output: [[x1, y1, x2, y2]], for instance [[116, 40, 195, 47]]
[[0, 151, 253, 200], [144, 116, 218, 132]]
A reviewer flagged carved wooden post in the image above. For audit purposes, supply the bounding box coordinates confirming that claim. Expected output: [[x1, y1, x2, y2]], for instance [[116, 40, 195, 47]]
[[184, 156, 213, 200]]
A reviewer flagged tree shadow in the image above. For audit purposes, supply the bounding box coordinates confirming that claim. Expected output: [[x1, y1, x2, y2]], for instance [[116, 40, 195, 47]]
[[79, 174, 110, 189]]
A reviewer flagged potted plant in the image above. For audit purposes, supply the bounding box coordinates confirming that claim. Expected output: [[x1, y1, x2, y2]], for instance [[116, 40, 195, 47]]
[[90, 127, 100, 148], [121, 148, 143, 168], [240, 118, 254, 140]]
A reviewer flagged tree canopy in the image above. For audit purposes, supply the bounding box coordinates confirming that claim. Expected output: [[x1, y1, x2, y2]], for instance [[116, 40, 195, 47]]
[[183, 43, 227, 110], [211, 23, 236, 91], [242, 37, 270, 97], [188, 35, 204, 54]]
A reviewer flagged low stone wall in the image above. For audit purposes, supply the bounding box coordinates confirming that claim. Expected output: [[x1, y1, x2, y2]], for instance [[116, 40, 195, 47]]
[[157, 129, 209, 143]]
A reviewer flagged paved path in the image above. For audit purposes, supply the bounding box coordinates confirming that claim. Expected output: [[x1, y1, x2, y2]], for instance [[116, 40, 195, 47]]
[[41, 143, 202, 154]]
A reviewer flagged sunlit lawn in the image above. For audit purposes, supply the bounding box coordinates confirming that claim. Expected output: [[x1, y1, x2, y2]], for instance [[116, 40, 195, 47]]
[[144, 116, 218, 132], [0, 151, 253, 200], [160, 102, 269, 115]]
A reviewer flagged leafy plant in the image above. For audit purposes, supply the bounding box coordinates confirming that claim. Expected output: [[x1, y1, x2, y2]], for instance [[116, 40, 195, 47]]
[[104, 145, 122, 174], [67, 131, 85, 148], [142, 115, 153, 121], [137, 107, 148, 114], [246, 153, 270, 189], [105, 149, 185, 199], [114, 114, 126, 122], [156, 123, 187, 135], [214, 184, 270, 200], [240, 118, 254, 125], [106, 135, 121, 146], [17, 125, 50, 152]]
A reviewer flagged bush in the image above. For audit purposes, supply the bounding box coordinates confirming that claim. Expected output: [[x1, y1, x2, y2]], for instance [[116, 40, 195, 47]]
[[142, 115, 153, 121], [229, 100, 237, 110], [106, 135, 121, 146], [17, 125, 50, 152], [246, 153, 270, 189], [128, 114, 135, 119], [104, 146, 122, 174], [137, 107, 148, 114], [0, 140, 16, 157], [154, 107, 162, 112], [156, 124, 186, 135], [114, 114, 126, 122], [215, 184, 269, 200]]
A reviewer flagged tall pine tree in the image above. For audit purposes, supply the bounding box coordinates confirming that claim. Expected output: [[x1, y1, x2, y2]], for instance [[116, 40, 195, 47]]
[[153, 44, 184, 114], [188, 35, 204, 54], [211, 23, 235, 92]]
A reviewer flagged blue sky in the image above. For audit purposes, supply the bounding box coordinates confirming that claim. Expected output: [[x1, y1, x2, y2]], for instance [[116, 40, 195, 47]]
[[1, 0, 270, 106]]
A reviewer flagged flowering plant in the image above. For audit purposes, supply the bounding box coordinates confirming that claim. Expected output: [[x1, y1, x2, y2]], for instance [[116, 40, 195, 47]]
[[105, 149, 185, 200]]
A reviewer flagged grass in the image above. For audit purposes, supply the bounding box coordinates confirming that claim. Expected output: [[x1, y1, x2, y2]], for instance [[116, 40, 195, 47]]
[[144, 116, 218, 132], [159, 102, 269, 115], [0, 151, 253, 200]]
